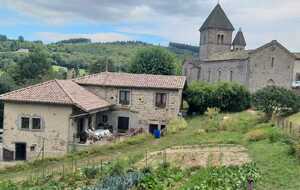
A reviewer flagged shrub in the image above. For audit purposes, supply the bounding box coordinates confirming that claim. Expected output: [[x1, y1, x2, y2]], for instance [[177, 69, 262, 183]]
[[81, 166, 99, 179], [184, 81, 251, 114], [252, 86, 300, 118], [168, 117, 188, 134], [245, 129, 268, 142], [204, 107, 220, 119]]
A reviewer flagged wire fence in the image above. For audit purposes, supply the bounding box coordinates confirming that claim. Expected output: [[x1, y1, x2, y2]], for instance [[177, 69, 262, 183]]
[[274, 116, 300, 137]]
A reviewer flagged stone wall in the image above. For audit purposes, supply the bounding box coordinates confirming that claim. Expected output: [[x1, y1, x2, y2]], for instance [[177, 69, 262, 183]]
[[293, 60, 300, 82], [2, 102, 72, 160], [248, 44, 294, 92], [184, 59, 248, 86], [84, 86, 182, 131]]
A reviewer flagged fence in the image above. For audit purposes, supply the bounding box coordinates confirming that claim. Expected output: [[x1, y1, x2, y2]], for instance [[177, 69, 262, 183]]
[[274, 116, 300, 137]]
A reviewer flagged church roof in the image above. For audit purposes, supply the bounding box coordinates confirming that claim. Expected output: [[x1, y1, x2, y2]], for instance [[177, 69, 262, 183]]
[[204, 50, 251, 61], [232, 29, 246, 46], [200, 4, 234, 32]]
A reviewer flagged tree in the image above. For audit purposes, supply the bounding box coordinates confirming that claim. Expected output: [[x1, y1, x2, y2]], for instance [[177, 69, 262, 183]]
[[88, 57, 116, 74], [0, 73, 16, 128], [18, 36, 24, 42], [252, 86, 300, 118], [130, 47, 176, 75], [10, 47, 52, 85]]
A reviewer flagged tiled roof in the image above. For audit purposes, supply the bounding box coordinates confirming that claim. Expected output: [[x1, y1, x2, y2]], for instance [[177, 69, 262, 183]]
[[205, 50, 252, 61], [200, 4, 234, 32], [0, 80, 111, 112], [75, 72, 186, 90]]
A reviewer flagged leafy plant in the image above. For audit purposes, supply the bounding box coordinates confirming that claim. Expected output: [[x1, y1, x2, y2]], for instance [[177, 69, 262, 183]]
[[167, 117, 188, 134], [182, 163, 260, 190]]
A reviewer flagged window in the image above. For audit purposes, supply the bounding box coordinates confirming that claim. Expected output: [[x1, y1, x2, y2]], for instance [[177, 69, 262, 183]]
[[208, 70, 211, 82], [102, 115, 108, 123], [155, 93, 167, 108], [32, 118, 41, 130], [21, 117, 30, 129], [218, 70, 222, 81], [296, 73, 300, 82], [271, 57, 275, 68], [221, 35, 224, 44], [119, 90, 130, 105], [197, 68, 201, 80], [217, 35, 220, 44], [230, 71, 234, 81], [20, 116, 43, 131]]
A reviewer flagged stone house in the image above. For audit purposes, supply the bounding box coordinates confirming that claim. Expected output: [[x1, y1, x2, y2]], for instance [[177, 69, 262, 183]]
[[184, 4, 299, 92], [0, 72, 186, 161]]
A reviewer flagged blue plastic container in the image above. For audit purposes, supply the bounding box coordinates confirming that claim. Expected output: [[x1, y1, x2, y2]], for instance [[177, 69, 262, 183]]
[[154, 129, 161, 139]]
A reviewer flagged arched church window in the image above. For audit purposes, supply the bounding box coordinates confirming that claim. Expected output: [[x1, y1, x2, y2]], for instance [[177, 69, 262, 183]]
[[221, 35, 224, 44], [271, 57, 275, 68], [197, 67, 201, 80], [218, 70, 222, 81], [230, 70, 233, 81], [217, 35, 220, 44]]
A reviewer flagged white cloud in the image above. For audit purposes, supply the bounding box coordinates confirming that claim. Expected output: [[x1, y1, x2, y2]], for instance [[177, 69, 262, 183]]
[[36, 32, 132, 43], [1, 0, 300, 50]]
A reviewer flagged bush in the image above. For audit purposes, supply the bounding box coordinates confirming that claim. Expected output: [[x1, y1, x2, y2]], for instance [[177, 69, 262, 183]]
[[81, 166, 100, 179], [184, 81, 251, 114], [245, 129, 268, 142], [168, 117, 188, 134], [252, 86, 300, 118]]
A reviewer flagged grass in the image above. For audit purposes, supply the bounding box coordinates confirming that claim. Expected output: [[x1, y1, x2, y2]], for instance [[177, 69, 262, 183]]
[[0, 111, 300, 189]]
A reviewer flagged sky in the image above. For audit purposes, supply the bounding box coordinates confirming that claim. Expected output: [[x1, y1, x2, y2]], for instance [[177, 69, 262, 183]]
[[0, 0, 300, 51]]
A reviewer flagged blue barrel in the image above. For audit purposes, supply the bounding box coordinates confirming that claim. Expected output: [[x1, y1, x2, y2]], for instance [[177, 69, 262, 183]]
[[154, 129, 161, 138]]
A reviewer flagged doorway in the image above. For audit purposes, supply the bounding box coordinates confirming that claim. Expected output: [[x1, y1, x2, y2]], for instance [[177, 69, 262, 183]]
[[15, 143, 26, 161], [118, 117, 129, 133], [149, 124, 159, 134]]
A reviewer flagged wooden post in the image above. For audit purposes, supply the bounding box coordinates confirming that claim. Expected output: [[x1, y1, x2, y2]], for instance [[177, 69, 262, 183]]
[[247, 178, 254, 190]]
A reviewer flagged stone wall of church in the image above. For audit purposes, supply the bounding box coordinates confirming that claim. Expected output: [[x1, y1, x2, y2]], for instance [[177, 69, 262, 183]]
[[248, 44, 294, 92], [184, 60, 248, 86]]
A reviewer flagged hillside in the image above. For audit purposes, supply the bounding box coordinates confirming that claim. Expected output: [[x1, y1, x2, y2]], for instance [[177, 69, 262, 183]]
[[0, 36, 195, 74], [0, 111, 299, 189]]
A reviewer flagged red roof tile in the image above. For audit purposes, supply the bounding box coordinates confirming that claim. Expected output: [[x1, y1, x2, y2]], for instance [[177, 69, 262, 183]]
[[0, 80, 111, 112], [75, 72, 186, 89]]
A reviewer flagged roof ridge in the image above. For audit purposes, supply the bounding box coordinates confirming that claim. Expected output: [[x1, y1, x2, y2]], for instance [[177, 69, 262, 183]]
[[0, 80, 57, 98], [55, 80, 88, 111]]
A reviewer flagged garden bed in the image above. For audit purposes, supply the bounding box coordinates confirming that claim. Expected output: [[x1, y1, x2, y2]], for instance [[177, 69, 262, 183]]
[[136, 145, 251, 169]]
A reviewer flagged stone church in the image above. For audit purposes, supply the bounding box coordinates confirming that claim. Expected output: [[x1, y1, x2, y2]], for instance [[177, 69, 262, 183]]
[[183, 4, 299, 92]]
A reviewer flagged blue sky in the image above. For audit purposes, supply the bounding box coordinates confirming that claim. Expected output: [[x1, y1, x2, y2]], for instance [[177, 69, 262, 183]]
[[1, 0, 300, 51]]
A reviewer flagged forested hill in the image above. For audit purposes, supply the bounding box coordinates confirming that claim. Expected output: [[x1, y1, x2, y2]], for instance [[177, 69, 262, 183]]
[[0, 36, 195, 72]]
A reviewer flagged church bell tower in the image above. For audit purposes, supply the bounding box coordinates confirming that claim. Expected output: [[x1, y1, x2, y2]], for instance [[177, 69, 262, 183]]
[[199, 4, 235, 60]]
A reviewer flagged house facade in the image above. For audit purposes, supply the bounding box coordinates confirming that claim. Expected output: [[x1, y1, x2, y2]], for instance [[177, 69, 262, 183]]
[[184, 4, 298, 93], [0, 72, 185, 161]]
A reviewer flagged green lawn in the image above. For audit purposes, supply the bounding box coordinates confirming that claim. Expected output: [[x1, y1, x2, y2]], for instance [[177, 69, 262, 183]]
[[0, 111, 299, 189]]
